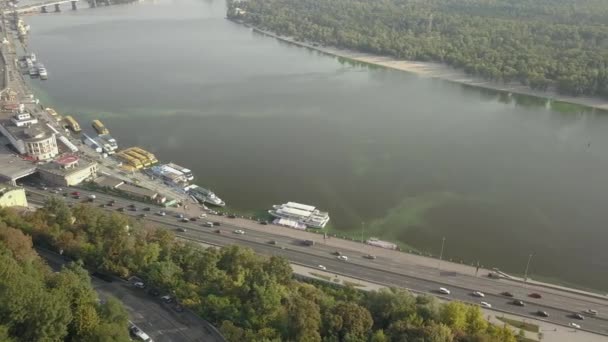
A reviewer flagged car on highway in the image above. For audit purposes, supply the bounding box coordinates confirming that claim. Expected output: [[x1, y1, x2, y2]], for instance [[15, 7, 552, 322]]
[[501, 291, 514, 297], [139, 213, 147, 218], [228, 214, 236, 218], [472, 291, 485, 298], [570, 322, 581, 329], [438, 287, 451, 295], [233, 229, 245, 235], [363, 254, 376, 259], [71, 191, 79, 196], [260, 220, 268, 225], [536, 310, 549, 317], [157, 211, 166, 216], [133, 281, 145, 289], [572, 313, 584, 320], [318, 265, 327, 270], [180, 217, 190, 223], [584, 309, 598, 316], [107, 201, 114, 206], [176, 227, 187, 232], [528, 293, 542, 299], [118, 207, 125, 212], [199, 213, 207, 218], [178, 213, 184, 219], [268, 240, 278, 245], [213, 222, 221, 226], [512, 300, 525, 306], [143, 207, 151, 211], [337, 255, 348, 261], [189, 217, 197, 221], [332, 251, 342, 256], [74, 195, 80, 199], [480, 302, 492, 308], [214, 229, 221, 234], [204, 222, 214, 227]]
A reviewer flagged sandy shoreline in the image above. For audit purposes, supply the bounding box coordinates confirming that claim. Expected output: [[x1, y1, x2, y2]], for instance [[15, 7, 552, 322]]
[[246, 25, 608, 111]]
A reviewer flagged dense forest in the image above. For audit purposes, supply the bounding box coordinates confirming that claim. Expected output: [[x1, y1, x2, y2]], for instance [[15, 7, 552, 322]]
[[0, 201, 520, 341], [0, 218, 131, 341], [228, 0, 608, 98]]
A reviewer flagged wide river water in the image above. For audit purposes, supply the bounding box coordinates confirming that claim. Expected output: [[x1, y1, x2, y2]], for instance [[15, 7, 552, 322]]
[[25, 0, 608, 290]]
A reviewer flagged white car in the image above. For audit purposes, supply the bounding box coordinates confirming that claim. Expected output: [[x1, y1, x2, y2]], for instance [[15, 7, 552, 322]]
[[199, 213, 207, 218], [472, 291, 485, 297], [233, 229, 245, 235], [438, 287, 451, 295], [480, 301, 492, 308], [570, 322, 581, 329], [337, 255, 348, 261], [318, 265, 327, 270], [157, 211, 166, 216], [133, 281, 145, 289], [584, 309, 598, 316]]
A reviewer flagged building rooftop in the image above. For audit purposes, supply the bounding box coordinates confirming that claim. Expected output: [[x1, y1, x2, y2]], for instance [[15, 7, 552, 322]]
[[0, 144, 36, 181], [94, 175, 125, 188], [37, 156, 96, 177], [116, 183, 157, 199], [1, 118, 52, 142]]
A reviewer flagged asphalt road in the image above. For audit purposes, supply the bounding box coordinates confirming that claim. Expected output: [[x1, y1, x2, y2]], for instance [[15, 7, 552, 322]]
[[36, 248, 224, 342], [25, 187, 608, 336]]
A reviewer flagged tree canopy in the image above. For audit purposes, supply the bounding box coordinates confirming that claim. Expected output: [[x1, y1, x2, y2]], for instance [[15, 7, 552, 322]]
[[228, 0, 608, 98], [0, 200, 519, 341]]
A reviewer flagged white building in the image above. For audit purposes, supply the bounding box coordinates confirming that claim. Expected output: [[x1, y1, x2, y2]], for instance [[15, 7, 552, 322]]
[[0, 112, 59, 161], [269, 202, 330, 229]]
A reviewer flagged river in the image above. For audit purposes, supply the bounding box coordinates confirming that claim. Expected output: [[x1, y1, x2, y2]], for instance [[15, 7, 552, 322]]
[[24, 0, 608, 290]]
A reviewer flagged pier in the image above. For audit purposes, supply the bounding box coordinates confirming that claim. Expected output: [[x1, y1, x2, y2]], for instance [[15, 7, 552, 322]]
[[6, 0, 81, 14]]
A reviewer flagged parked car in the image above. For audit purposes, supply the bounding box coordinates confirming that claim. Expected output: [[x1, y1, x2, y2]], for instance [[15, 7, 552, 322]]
[[173, 304, 184, 313], [528, 293, 542, 299], [160, 295, 173, 304], [133, 281, 145, 289], [147, 288, 160, 297], [438, 287, 451, 295]]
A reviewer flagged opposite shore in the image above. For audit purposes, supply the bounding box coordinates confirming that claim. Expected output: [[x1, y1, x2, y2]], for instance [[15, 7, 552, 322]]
[[241, 23, 608, 112]]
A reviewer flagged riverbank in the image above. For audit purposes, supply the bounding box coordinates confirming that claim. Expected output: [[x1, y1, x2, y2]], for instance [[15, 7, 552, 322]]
[[245, 25, 608, 112]]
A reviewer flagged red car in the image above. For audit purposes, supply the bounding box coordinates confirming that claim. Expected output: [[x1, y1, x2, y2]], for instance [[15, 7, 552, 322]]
[[71, 191, 80, 196], [528, 293, 542, 299]]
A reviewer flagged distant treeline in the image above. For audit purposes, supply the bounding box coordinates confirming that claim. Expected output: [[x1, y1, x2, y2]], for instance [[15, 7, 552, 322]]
[[228, 0, 608, 99]]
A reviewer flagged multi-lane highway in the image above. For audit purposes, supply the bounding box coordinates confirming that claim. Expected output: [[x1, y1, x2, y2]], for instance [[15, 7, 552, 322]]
[[24, 186, 608, 336]]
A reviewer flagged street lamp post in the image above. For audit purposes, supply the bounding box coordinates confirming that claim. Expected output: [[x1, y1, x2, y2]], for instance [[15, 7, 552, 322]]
[[524, 253, 534, 282], [361, 221, 365, 243], [438, 237, 446, 270]]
